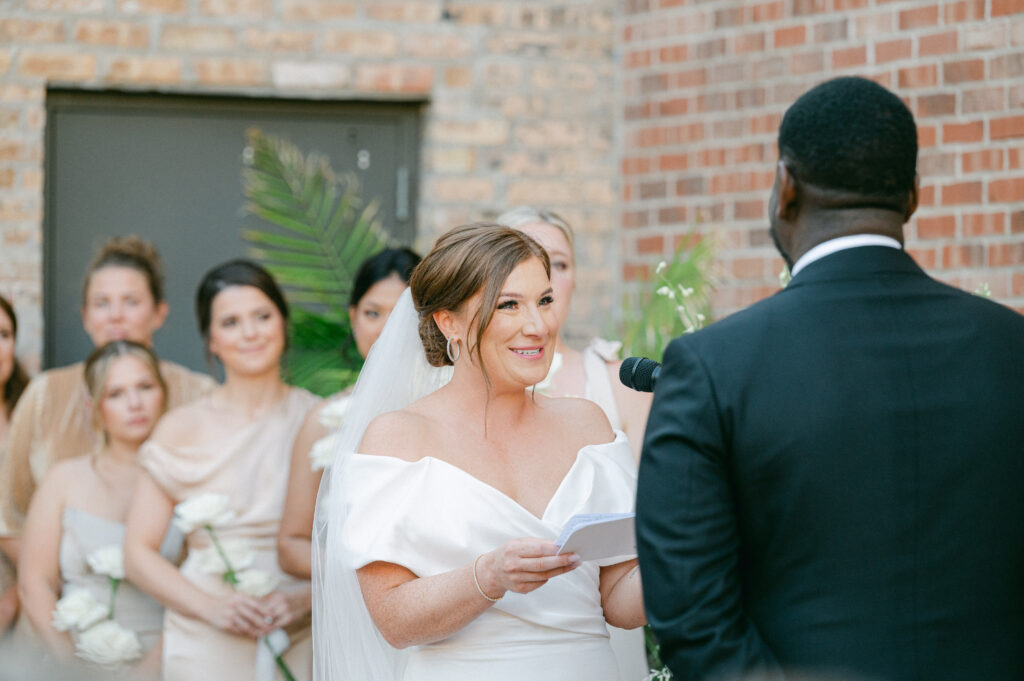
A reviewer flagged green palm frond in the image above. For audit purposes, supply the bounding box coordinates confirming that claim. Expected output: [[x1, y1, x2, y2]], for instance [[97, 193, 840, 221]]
[[284, 308, 362, 396], [241, 128, 395, 323], [241, 129, 394, 395]]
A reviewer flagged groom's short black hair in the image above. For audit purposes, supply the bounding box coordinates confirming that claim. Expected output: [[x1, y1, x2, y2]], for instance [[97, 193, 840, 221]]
[[779, 76, 917, 204]]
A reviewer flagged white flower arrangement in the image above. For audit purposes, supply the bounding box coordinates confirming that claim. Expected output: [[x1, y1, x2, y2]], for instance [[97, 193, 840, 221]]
[[194, 538, 256, 576], [52, 588, 107, 632], [309, 431, 341, 471], [654, 264, 706, 335], [172, 493, 236, 534], [51, 544, 143, 668], [75, 620, 142, 668], [234, 569, 280, 598], [85, 545, 125, 580], [171, 496, 295, 680], [317, 396, 351, 429]]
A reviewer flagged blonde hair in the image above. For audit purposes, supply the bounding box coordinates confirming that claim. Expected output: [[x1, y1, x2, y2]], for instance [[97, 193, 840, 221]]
[[410, 223, 549, 376], [83, 340, 167, 436], [495, 206, 576, 253], [83, 235, 165, 307]]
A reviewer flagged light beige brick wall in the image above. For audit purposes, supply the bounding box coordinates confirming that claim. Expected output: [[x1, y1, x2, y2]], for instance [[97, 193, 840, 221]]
[[0, 0, 618, 370]]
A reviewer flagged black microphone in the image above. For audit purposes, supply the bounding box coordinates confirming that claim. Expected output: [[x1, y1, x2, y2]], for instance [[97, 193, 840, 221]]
[[619, 356, 661, 393]]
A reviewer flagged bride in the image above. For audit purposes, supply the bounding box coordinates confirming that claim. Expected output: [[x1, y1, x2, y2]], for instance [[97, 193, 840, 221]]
[[314, 223, 645, 680]]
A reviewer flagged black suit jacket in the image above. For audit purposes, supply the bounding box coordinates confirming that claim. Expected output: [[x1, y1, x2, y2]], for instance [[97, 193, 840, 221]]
[[637, 246, 1024, 681]]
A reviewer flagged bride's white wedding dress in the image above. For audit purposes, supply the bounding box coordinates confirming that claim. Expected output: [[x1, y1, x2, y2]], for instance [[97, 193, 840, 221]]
[[339, 431, 636, 681], [313, 289, 640, 681]]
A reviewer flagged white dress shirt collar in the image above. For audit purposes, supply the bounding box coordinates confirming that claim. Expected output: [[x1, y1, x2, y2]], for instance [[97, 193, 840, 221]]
[[790, 234, 902, 277]]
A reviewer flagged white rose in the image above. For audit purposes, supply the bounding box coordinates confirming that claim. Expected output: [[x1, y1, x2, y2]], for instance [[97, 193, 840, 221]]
[[173, 493, 235, 534], [309, 432, 341, 471], [194, 538, 255, 575], [75, 620, 142, 668], [234, 569, 279, 598], [317, 396, 350, 429], [53, 589, 108, 632], [86, 545, 124, 580]]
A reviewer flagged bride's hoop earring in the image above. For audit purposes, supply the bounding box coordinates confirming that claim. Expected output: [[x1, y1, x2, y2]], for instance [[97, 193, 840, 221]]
[[446, 336, 461, 363]]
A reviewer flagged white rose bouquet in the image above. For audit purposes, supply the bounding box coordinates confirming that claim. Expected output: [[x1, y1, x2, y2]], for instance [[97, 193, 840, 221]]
[[172, 492, 236, 534], [52, 588, 107, 632], [172, 495, 294, 681], [51, 545, 143, 669], [76, 620, 143, 668]]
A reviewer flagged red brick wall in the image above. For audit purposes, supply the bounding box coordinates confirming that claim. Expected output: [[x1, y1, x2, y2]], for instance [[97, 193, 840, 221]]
[[0, 1, 617, 369], [620, 0, 1024, 318]]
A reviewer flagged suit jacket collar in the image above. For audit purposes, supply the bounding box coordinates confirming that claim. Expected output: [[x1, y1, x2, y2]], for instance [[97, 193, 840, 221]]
[[786, 245, 926, 289]]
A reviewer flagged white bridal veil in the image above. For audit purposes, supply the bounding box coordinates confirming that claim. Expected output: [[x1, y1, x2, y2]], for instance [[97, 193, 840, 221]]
[[311, 288, 452, 681]]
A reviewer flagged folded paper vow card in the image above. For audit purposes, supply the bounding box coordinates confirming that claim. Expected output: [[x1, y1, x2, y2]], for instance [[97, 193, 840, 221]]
[[555, 513, 636, 562]]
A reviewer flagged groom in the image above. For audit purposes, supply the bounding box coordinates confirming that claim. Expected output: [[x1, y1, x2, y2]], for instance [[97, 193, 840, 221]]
[[636, 76, 1024, 681]]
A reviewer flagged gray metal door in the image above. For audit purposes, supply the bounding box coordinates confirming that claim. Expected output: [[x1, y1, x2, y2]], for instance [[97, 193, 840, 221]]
[[44, 90, 421, 372]]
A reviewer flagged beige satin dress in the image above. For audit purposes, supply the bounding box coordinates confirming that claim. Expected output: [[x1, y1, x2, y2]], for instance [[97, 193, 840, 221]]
[[140, 388, 317, 681]]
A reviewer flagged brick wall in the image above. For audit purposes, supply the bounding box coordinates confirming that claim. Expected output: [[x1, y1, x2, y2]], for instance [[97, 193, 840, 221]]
[[0, 0, 616, 369], [620, 0, 1024, 319]]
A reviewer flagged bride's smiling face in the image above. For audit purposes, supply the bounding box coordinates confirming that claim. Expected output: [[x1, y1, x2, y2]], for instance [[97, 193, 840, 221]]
[[461, 256, 558, 391]]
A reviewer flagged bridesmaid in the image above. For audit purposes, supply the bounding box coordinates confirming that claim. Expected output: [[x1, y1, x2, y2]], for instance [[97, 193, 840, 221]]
[[0, 294, 30, 633], [0, 237, 213, 561], [18, 341, 172, 672], [277, 247, 420, 579], [124, 260, 317, 681], [0, 294, 29, 451], [496, 207, 652, 681]]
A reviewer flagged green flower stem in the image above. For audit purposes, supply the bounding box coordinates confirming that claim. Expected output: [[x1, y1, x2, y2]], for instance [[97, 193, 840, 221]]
[[264, 637, 297, 681], [205, 525, 239, 585], [107, 577, 121, 620]]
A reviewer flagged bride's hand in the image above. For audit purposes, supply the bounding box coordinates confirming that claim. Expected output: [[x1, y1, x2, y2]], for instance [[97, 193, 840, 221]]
[[478, 539, 581, 598]]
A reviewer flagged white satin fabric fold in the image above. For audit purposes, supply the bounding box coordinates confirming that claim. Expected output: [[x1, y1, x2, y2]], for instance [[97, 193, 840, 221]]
[[339, 431, 637, 681]]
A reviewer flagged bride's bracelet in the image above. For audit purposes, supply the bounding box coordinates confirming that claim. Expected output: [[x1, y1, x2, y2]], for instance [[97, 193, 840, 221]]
[[472, 554, 503, 603]]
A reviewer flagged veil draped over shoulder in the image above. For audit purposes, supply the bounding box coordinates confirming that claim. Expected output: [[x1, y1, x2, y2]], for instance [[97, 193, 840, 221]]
[[312, 288, 452, 681]]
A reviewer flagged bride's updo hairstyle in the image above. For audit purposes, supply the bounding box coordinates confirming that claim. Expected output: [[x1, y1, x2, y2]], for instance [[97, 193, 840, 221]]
[[411, 223, 549, 373]]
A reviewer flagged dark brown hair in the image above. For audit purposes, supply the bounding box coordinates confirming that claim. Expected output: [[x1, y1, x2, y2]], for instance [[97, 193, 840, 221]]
[[83, 236, 165, 306], [410, 223, 550, 380], [0, 294, 29, 417], [195, 259, 290, 355]]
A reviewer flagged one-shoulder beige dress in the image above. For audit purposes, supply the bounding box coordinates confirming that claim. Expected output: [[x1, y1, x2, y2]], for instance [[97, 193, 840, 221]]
[[140, 388, 318, 681]]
